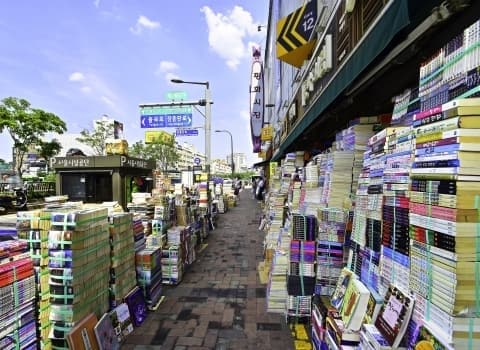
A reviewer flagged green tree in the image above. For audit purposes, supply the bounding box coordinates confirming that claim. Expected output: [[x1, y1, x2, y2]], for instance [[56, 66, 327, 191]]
[[0, 97, 67, 177], [129, 139, 179, 173], [38, 138, 62, 172], [76, 119, 111, 155]]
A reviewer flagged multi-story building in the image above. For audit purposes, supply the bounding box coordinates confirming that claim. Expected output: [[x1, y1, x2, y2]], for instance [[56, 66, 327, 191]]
[[211, 159, 232, 176], [175, 142, 206, 171], [226, 153, 247, 173]]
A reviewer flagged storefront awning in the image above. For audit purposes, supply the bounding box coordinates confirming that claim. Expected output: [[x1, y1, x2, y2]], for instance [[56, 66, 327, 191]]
[[273, 0, 411, 160]]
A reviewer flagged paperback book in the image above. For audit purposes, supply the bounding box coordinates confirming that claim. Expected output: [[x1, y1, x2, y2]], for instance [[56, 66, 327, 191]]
[[374, 285, 414, 348]]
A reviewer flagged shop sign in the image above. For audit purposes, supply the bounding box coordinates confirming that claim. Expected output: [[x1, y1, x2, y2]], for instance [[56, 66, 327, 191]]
[[145, 130, 175, 146], [51, 157, 92, 168], [301, 34, 333, 107], [269, 162, 277, 177], [250, 45, 264, 153], [120, 156, 149, 169], [261, 125, 273, 141]]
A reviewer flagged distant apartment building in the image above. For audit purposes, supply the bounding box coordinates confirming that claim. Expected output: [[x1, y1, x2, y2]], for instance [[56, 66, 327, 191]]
[[226, 153, 247, 173], [211, 159, 232, 175], [175, 142, 206, 171]]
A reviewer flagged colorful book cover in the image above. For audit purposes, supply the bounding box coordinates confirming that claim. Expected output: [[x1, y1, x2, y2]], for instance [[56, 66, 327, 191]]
[[374, 285, 414, 348], [331, 267, 354, 310], [94, 313, 120, 350], [109, 303, 134, 342], [124, 286, 147, 327], [413, 324, 449, 350], [340, 278, 371, 331], [66, 313, 99, 350]]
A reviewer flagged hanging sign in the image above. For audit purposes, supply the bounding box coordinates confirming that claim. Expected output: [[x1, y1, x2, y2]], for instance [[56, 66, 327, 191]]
[[250, 45, 265, 153]]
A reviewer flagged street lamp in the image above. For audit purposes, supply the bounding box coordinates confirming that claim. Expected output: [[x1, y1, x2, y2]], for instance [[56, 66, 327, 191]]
[[170, 79, 211, 174], [215, 130, 234, 180]]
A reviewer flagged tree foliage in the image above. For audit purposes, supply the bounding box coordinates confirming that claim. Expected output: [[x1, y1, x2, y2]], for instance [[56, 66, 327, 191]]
[[0, 97, 67, 176], [76, 119, 112, 155], [129, 139, 179, 173], [38, 139, 62, 170]]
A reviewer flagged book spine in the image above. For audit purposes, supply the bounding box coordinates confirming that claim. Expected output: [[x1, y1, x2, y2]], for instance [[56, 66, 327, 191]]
[[413, 112, 448, 127], [413, 159, 460, 168], [411, 167, 457, 174], [416, 137, 458, 149], [414, 144, 460, 156], [415, 117, 460, 136], [413, 106, 443, 121]]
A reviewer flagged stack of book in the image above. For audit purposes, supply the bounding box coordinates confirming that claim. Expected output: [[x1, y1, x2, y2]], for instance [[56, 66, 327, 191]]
[[132, 215, 146, 253], [281, 153, 297, 178], [409, 97, 480, 347], [135, 247, 162, 310], [316, 208, 347, 296], [16, 210, 52, 349], [339, 123, 377, 202], [266, 240, 290, 314], [320, 151, 355, 209], [198, 182, 208, 209], [47, 208, 110, 349], [300, 162, 322, 217], [351, 144, 372, 248], [127, 195, 154, 237], [380, 126, 412, 295], [286, 215, 316, 319], [0, 243, 37, 349], [108, 212, 137, 309], [161, 245, 183, 285], [289, 179, 302, 213]]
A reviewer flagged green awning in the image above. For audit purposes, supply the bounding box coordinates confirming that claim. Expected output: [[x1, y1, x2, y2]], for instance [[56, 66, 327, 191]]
[[272, 0, 411, 161]]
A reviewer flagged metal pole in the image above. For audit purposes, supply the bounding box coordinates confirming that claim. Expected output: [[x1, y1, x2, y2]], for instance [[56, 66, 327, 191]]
[[205, 83, 211, 175], [229, 132, 234, 179]]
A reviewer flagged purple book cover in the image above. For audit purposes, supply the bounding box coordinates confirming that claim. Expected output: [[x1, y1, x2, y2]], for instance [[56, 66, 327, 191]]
[[125, 286, 147, 327]]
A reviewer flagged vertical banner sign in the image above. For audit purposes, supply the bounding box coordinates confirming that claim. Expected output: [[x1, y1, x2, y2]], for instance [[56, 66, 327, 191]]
[[250, 45, 264, 153]]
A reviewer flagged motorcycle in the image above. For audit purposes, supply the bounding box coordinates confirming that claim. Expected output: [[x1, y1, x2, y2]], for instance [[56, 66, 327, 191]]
[[0, 184, 28, 214]]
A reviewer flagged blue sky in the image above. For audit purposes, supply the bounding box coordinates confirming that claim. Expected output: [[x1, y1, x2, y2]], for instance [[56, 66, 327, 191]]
[[0, 0, 268, 166]]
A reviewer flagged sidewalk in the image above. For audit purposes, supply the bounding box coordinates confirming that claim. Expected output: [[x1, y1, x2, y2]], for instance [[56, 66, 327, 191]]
[[122, 194, 295, 350]]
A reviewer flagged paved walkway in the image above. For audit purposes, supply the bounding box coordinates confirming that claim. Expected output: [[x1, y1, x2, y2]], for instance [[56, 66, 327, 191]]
[[122, 193, 295, 350]]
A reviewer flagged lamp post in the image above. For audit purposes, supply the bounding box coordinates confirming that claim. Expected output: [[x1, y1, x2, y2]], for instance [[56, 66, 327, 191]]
[[215, 130, 234, 180], [170, 79, 211, 174]]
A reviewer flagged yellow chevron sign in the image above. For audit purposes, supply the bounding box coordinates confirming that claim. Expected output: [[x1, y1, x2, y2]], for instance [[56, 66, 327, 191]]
[[276, 1, 318, 67]]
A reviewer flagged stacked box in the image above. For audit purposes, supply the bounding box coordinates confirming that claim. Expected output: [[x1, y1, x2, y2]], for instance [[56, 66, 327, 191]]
[[0, 245, 37, 350], [16, 210, 52, 349], [135, 247, 162, 309], [47, 208, 110, 349], [109, 212, 136, 309]]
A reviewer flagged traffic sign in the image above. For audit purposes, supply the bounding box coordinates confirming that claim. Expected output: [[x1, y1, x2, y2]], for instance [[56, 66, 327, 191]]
[[193, 157, 201, 165], [166, 91, 187, 100], [140, 114, 192, 128], [140, 106, 192, 115], [176, 128, 199, 137]]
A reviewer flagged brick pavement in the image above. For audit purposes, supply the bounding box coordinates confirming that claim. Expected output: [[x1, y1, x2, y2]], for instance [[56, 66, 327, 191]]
[[122, 193, 295, 350]]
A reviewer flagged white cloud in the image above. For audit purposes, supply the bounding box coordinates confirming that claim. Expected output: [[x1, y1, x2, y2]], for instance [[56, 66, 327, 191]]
[[201, 6, 262, 70], [93, 0, 100, 8], [68, 71, 122, 114], [80, 86, 92, 94], [155, 60, 179, 75], [69, 72, 85, 82], [101, 96, 114, 107], [130, 15, 160, 35]]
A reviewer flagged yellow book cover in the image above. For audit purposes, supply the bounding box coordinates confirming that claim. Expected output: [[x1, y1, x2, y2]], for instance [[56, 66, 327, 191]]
[[340, 278, 370, 331]]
